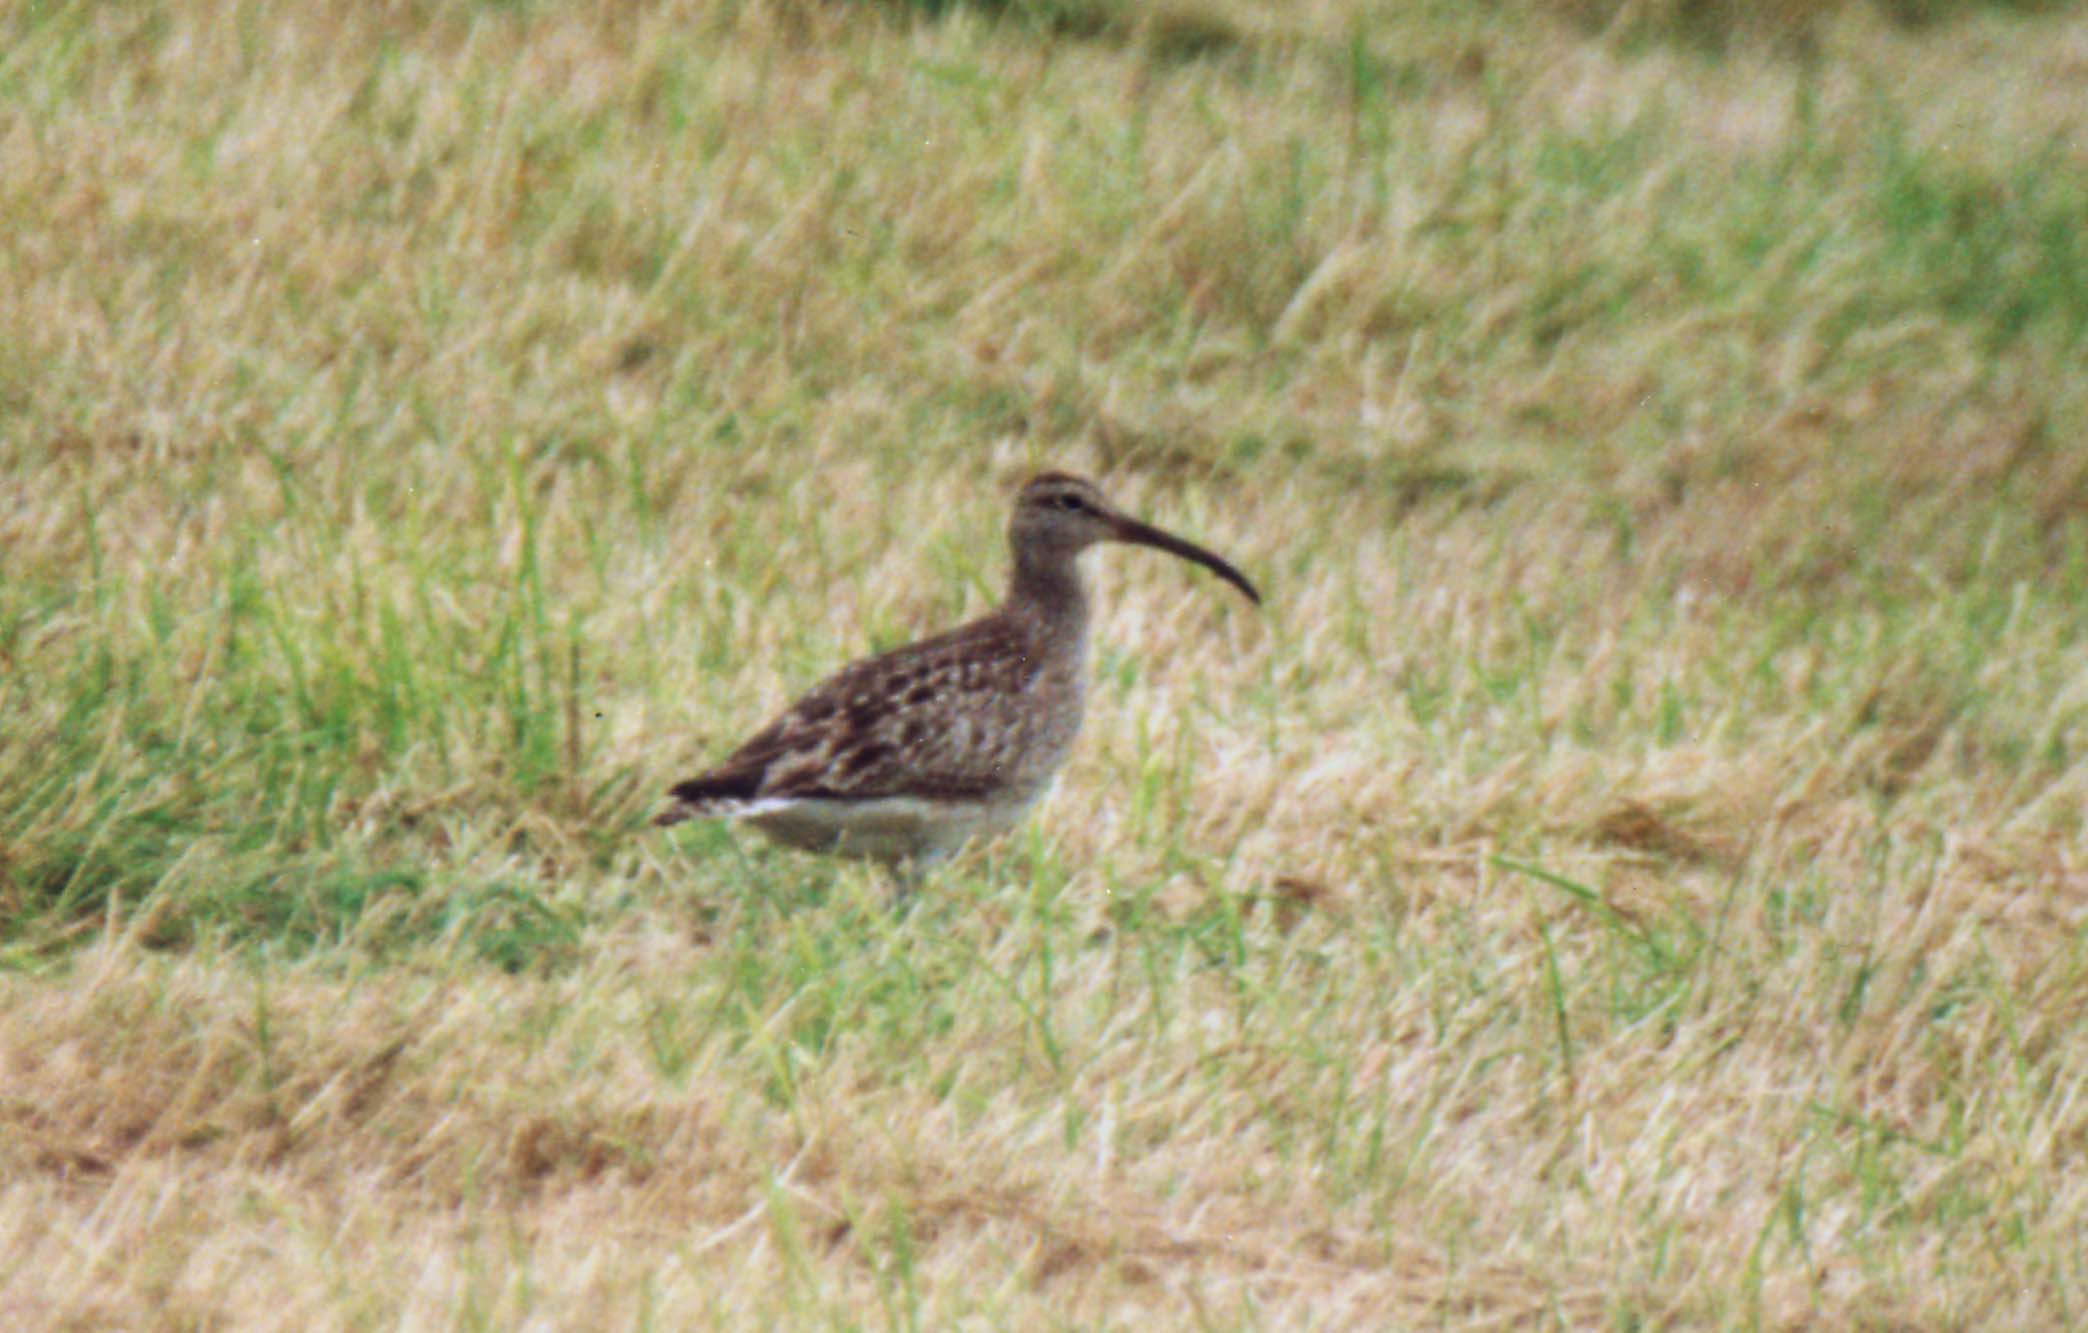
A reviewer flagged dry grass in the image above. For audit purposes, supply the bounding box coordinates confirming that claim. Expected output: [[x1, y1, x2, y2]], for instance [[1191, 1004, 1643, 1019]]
[[4, 0, 2088, 1324]]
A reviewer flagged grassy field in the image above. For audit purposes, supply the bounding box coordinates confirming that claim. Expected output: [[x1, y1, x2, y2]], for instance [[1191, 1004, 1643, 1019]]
[[5, 0, 2088, 1324]]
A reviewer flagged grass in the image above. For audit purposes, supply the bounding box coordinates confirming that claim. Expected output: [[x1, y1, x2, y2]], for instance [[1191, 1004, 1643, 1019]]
[[4, 0, 2088, 1324]]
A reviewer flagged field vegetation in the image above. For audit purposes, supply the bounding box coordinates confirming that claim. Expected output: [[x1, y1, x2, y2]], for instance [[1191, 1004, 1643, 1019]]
[[4, 0, 2087, 1324]]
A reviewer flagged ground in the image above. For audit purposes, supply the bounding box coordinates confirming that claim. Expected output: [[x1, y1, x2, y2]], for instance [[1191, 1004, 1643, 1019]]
[[4, 0, 2088, 1325]]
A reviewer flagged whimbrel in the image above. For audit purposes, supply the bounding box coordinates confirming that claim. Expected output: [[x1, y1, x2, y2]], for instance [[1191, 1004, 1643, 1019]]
[[655, 472, 1260, 868]]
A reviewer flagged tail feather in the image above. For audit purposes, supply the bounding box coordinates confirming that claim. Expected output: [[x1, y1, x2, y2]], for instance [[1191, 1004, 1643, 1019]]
[[655, 767, 767, 828], [667, 771, 762, 806]]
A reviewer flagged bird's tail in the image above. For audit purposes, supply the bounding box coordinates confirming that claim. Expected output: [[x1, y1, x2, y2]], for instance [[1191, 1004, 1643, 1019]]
[[654, 770, 767, 827]]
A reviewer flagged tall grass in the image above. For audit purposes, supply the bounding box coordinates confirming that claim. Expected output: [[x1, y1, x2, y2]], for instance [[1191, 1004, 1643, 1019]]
[[3, 0, 2086, 1323]]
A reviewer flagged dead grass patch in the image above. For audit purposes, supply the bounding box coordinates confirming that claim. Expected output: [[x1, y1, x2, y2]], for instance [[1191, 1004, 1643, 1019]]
[[4, 0, 2088, 1323]]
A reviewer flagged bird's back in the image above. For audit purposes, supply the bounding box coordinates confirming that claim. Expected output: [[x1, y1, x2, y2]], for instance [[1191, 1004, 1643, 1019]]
[[660, 604, 1087, 822]]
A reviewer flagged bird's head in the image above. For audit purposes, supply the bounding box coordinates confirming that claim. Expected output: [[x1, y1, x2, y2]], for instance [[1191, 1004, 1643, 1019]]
[[1011, 472, 1260, 604]]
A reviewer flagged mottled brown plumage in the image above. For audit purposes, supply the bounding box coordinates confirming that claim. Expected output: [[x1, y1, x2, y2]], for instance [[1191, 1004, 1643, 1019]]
[[656, 473, 1259, 867]]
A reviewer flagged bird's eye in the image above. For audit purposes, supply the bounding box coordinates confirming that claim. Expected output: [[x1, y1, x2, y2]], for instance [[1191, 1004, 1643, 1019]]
[[1053, 494, 1083, 512]]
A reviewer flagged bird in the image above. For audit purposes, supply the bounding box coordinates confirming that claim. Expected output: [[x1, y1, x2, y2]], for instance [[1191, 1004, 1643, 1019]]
[[654, 471, 1260, 870]]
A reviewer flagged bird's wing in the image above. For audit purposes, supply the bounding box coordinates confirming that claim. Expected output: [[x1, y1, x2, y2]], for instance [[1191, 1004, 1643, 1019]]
[[666, 615, 1043, 808]]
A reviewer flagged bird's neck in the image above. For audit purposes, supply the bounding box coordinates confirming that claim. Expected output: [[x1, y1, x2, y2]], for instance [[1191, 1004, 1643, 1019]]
[[1008, 542, 1090, 654]]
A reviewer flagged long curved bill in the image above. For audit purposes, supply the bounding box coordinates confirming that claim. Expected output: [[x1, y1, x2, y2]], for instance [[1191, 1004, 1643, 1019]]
[[1108, 513, 1262, 605]]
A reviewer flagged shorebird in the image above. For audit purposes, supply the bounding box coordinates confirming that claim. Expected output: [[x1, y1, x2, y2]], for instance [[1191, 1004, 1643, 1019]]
[[655, 472, 1259, 869]]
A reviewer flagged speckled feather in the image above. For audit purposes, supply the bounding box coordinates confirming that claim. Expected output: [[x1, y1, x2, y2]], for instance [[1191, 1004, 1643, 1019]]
[[664, 607, 1085, 810]]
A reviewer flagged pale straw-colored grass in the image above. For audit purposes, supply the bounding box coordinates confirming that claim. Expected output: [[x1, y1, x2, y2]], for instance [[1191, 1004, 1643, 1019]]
[[4, 0, 2086, 1324]]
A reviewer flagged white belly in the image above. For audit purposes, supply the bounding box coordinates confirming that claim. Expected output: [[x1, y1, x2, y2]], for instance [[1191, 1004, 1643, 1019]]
[[738, 792, 1042, 867]]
